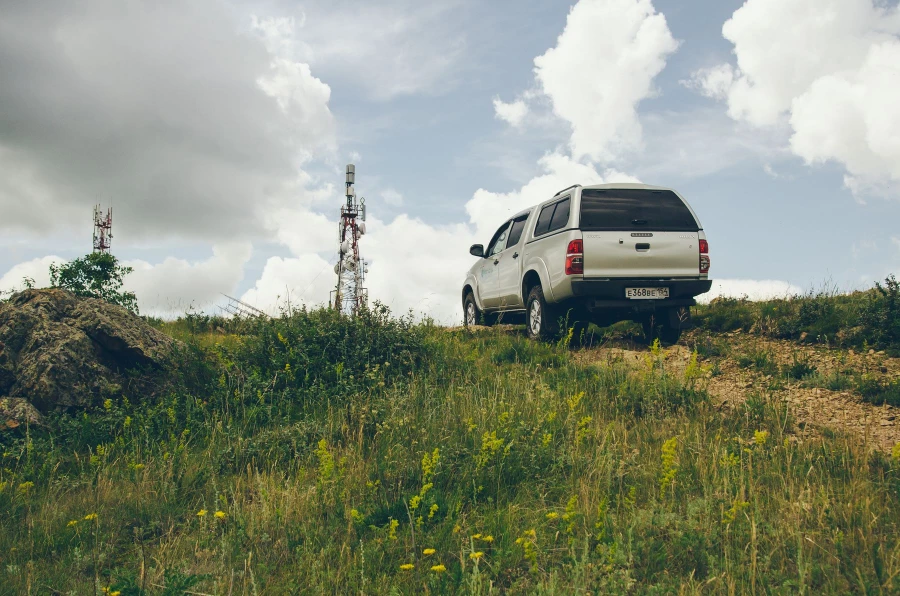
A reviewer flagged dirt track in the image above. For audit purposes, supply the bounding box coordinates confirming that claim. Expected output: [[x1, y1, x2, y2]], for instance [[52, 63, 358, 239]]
[[576, 330, 900, 452]]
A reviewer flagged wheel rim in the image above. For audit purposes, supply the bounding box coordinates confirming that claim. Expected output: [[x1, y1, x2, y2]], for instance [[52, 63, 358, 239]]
[[529, 300, 542, 334], [466, 302, 476, 326]]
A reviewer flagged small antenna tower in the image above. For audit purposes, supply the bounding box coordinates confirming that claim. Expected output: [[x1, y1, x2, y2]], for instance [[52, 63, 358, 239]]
[[220, 294, 269, 319], [92, 205, 113, 253], [331, 164, 368, 315]]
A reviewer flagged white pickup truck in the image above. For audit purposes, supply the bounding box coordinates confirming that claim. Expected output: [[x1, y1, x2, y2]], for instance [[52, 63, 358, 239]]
[[462, 183, 712, 344]]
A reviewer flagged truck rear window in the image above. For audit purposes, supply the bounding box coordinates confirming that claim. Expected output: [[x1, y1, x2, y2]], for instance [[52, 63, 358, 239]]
[[579, 189, 699, 232]]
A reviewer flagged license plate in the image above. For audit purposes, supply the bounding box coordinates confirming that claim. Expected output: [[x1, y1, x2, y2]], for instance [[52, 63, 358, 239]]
[[626, 287, 669, 299]]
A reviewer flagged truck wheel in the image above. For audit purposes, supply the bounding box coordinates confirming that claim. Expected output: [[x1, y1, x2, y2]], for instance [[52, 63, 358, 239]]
[[525, 285, 558, 341], [463, 292, 481, 327]]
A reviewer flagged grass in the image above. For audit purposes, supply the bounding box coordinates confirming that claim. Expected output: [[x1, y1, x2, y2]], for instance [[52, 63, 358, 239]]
[[694, 275, 900, 353], [2, 306, 900, 593]]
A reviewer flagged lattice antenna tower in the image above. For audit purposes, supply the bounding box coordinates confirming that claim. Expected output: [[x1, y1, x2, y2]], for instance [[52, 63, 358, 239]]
[[93, 204, 113, 253], [331, 164, 368, 314]]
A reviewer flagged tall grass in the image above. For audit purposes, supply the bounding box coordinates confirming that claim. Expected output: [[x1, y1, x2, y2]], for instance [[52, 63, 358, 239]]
[[695, 275, 900, 353], [1, 306, 899, 593]]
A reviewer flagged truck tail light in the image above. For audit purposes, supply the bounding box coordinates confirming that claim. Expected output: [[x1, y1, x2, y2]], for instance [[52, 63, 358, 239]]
[[699, 239, 710, 273], [565, 239, 583, 275]]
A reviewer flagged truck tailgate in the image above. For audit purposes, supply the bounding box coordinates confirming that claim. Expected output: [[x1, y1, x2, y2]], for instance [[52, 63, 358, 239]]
[[582, 231, 699, 278]]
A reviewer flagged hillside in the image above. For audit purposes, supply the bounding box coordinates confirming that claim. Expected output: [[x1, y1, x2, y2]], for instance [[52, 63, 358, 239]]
[[2, 293, 900, 594]]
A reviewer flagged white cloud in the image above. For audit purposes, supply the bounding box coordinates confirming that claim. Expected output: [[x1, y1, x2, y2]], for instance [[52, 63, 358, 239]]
[[493, 98, 529, 128], [683, 64, 734, 100], [690, 0, 900, 196], [240, 253, 337, 315], [533, 0, 679, 162], [124, 243, 252, 316], [363, 215, 476, 323], [699, 279, 803, 303], [0, 256, 65, 293]]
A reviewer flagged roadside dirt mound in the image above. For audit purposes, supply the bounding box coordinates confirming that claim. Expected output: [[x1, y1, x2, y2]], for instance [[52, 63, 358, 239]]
[[0, 289, 177, 424], [577, 331, 900, 452]]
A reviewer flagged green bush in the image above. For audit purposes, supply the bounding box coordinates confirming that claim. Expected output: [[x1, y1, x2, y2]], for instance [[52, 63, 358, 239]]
[[695, 275, 900, 352]]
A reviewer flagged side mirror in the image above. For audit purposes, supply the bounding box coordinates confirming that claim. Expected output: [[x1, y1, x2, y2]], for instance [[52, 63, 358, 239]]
[[469, 244, 484, 257]]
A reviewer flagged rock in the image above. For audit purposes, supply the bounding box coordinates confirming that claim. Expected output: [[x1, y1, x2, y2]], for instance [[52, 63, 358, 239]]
[[869, 349, 876, 355], [799, 332, 808, 341], [0, 289, 177, 413], [0, 397, 44, 429]]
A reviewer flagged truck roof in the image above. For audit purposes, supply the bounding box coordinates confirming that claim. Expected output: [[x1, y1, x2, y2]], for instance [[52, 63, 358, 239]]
[[505, 183, 680, 221]]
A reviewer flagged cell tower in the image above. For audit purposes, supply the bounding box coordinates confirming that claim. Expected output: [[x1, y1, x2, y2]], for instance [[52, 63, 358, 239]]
[[93, 205, 113, 253], [331, 164, 368, 314]]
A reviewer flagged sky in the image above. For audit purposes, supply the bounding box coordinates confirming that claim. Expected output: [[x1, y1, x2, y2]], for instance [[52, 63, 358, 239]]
[[1, 0, 899, 323]]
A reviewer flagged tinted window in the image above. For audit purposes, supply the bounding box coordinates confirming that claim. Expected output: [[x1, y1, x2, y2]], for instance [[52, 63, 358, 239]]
[[579, 189, 699, 232], [534, 203, 556, 236], [506, 215, 529, 247], [548, 198, 570, 232], [487, 223, 510, 256]]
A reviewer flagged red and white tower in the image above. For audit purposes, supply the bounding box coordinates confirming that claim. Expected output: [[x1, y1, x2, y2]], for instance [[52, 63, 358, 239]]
[[93, 205, 113, 253], [332, 164, 368, 314]]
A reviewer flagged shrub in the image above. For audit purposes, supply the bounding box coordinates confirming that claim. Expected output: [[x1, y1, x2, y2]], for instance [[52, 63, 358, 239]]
[[49, 252, 139, 313]]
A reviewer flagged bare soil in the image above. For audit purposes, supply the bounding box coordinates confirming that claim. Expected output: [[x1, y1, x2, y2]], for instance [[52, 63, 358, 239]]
[[577, 329, 900, 452]]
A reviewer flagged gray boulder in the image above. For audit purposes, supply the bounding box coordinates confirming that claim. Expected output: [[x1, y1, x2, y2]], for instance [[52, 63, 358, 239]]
[[0, 288, 177, 413]]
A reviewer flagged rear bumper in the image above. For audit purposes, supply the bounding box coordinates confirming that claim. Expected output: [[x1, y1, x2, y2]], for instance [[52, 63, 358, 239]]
[[571, 277, 712, 309]]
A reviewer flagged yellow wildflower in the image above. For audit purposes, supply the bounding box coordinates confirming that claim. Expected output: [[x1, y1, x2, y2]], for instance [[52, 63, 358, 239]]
[[214, 510, 226, 519], [196, 509, 207, 517], [400, 563, 414, 570], [481, 535, 494, 542], [754, 430, 769, 446], [67, 520, 78, 528], [84, 513, 98, 521], [469, 551, 484, 560], [545, 512, 559, 520], [471, 533, 481, 539], [430, 564, 446, 573], [423, 548, 436, 555]]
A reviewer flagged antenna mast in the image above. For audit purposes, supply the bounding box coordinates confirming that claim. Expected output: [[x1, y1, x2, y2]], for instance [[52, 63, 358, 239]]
[[93, 205, 113, 253], [331, 164, 368, 315]]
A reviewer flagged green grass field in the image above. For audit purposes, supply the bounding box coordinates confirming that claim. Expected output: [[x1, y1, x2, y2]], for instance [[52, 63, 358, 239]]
[[2, 295, 900, 594]]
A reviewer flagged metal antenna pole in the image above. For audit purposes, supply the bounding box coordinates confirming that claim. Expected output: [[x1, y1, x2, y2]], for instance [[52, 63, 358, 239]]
[[332, 164, 368, 315]]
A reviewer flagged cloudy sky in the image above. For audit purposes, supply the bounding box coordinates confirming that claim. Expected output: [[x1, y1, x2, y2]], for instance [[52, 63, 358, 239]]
[[1, 0, 899, 322]]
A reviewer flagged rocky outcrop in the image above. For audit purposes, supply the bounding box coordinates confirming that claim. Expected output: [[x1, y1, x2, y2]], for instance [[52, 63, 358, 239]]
[[0, 289, 177, 416], [0, 397, 44, 429]]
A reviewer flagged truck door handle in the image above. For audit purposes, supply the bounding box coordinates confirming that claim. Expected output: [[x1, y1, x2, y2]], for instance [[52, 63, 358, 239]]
[[635, 243, 650, 251], [493, 259, 499, 265], [512, 252, 519, 259]]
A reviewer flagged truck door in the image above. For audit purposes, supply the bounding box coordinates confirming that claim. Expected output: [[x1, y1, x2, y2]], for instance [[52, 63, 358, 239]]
[[496, 213, 530, 310], [479, 221, 511, 309]]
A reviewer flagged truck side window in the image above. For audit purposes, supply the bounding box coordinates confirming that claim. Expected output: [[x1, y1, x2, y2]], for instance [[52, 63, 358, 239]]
[[486, 223, 510, 256], [506, 215, 529, 248], [548, 198, 570, 233], [534, 203, 555, 236]]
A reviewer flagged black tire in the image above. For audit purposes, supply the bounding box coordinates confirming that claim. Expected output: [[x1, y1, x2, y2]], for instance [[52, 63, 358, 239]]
[[463, 292, 480, 327], [525, 285, 558, 341], [641, 313, 682, 346], [464, 292, 496, 327]]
